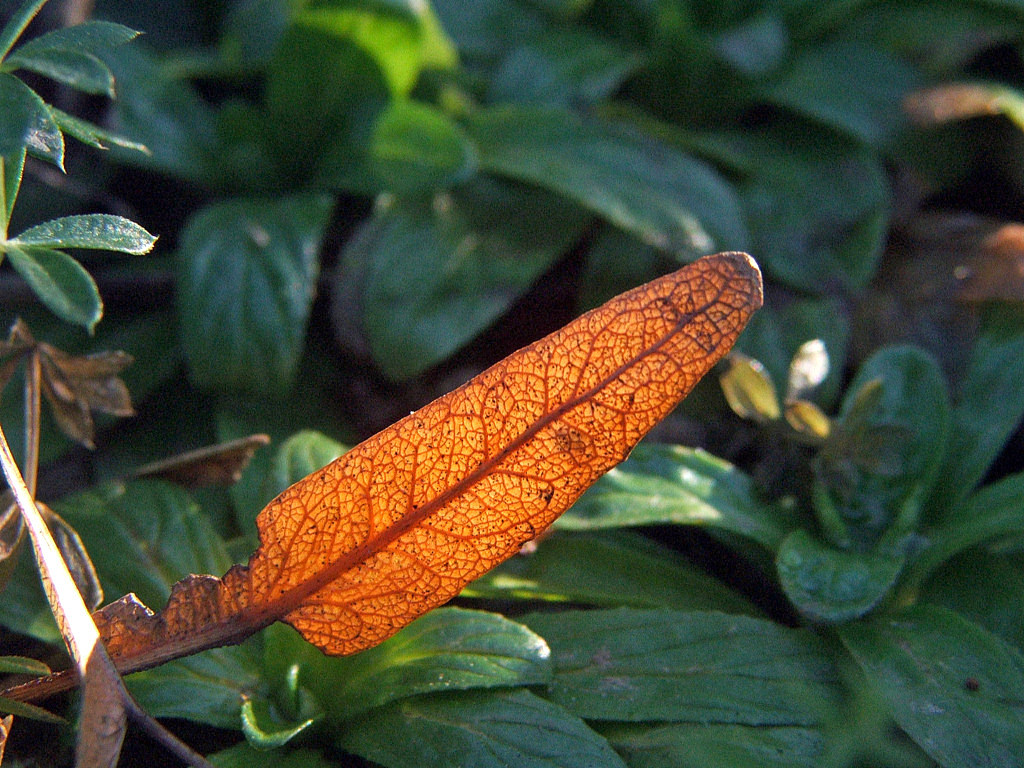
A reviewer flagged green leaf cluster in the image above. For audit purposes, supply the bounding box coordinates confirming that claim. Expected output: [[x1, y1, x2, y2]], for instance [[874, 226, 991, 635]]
[[1, 1, 1024, 767]]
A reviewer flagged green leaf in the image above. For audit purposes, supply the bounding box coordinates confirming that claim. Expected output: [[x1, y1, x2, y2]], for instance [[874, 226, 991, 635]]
[[776, 529, 904, 623], [211, 743, 337, 768], [487, 28, 642, 106], [928, 304, 1024, 518], [241, 696, 321, 748], [265, 608, 551, 722], [0, 71, 63, 166], [177, 194, 332, 393], [9, 20, 139, 59], [13, 214, 156, 253], [464, 530, 758, 614], [49, 105, 148, 153], [841, 605, 1024, 768], [102, 45, 221, 184], [264, 22, 389, 179], [7, 48, 115, 95], [559, 443, 791, 550], [4, 245, 102, 330], [264, 430, 346, 502], [339, 178, 589, 381], [817, 346, 950, 544], [765, 40, 920, 144], [0, 694, 66, 724], [604, 722, 824, 768], [1, 148, 24, 223], [0, 0, 48, 62], [913, 471, 1024, 583], [325, 99, 477, 193], [468, 105, 749, 256], [126, 645, 263, 729], [576, 225, 667, 311], [0, 655, 50, 676], [338, 688, 627, 768], [737, 122, 889, 294], [522, 608, 839, 725]]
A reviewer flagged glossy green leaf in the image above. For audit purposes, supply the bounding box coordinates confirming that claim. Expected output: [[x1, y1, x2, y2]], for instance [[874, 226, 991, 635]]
[[487, 28, 642, 105], [604, 722, 823, 768], [817, 346, 949, 544], [928, 304, 1024, 518], [339, 688, 627, 768], [9, 20, 138, 59], [177, 193, 332, 393], [7, 48, 114, 95], [523, 608, 839, 725], [464, 530, 757, 614], [4, 246, 102, 330], [913, 471, 1024, 583], [468, 105, 749, 256], [49, 106, 148, 153], [265, 607, 551, 722], [841, 605, 1024, 768], [126, 646, 263, 729], [559, 444, 791, 550], [14, 214, 156, 253], [241, 695, 320, 748], [776, 529, 904, 623], [0, 71, 63, 166], [737, 123, 888, 294], [765, 40, 920, 144], [1, 148, 24, 222], [339, 178, 589, 381], [0, 0, 47, 61]]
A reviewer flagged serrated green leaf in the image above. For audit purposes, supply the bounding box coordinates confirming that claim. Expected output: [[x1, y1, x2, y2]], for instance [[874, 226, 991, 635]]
[[0, 0, 48, 62], [48, 105, 148, 153], [604, 722, 824, 768], [523, 608, 839, 725], [177, 194, 332, 393], [338, 688, 627, 768], [468, 105, 749, 256], [14, 214, 156, 253], [340, 178, 589, 382], [264, 608, 552, 722], [7, 48, 114, 95], [1, 148, 25, 222], [465, 529, 757, 614], [9, 20, 138, 59], [841, 605, 1024, 768], [559, 444, 791, 550], [928, 304, 1024, 518], [737, 123, 888, 294], [4, 245, 102, 330], [776, 529, 904, 623]]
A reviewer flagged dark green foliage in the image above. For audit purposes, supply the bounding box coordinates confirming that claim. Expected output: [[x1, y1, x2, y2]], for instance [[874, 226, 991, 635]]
[[1, 1, 1024, 767]]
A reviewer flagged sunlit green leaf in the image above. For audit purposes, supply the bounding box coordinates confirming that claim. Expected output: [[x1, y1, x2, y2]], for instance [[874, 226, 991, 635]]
[[14, 214, 156, 253]]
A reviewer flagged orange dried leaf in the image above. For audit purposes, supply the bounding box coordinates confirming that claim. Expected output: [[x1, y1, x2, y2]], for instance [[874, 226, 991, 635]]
[[87, 252, 763, 674]]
